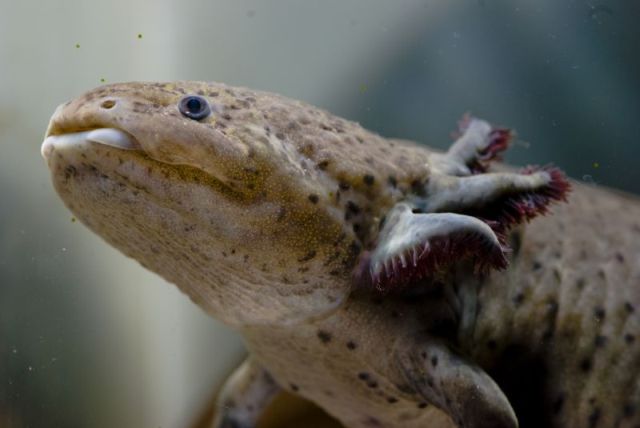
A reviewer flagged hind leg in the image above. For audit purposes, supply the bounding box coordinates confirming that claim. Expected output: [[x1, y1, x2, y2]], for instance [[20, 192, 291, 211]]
[[213, 357, 281, 428]]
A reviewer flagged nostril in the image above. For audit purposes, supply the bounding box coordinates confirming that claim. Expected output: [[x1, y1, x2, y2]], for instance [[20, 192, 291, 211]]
[[101, 99, 116, 109]]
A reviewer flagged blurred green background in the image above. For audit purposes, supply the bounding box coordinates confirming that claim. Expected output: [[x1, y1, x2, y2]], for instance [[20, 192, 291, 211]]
[[1, 1, 638, 427]]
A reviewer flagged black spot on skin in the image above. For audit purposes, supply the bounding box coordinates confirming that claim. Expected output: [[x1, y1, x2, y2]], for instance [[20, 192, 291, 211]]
[[420, 351, 427, 359], [317, 330, 332, 343], [576, 278, 586, 290], [580, 358, 592, 372], [625, 302, 635, 313], [594, 335, 607, 347], [513, 293, 525, 306], [348, 241, 361, 259], [366, 380, 378, 389], [532, 261, 542, 270], [487, 340, 498, 351], [363, 174, 375, 186], [386, 397, 398, 404], [387, 175, 397, 188], [357, 372, 370, 381], [396, 383, 416, 395], [410, 179, 426, 196], [430, 356, 438, 368], [594, 307, 606, 322], [625, 334, 635, 344], [338, 181, 350, 191], [588, 408, 601, 427], [346, 201, 361, 215], [289, 383, 299, 392], [346, 341, 357, 350], [418, 402, 428, 409], [615, 252, 625, 263], [317, 160, 330, 170], [297, 250, 316, 263], [64, 165, 78, 180]]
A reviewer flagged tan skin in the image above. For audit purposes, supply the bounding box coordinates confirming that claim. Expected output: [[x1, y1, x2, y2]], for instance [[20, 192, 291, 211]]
[[43, 82, 640, 427]]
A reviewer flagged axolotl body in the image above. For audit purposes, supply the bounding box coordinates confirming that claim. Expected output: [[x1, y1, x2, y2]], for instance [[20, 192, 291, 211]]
[[41, 82, 640, 428]]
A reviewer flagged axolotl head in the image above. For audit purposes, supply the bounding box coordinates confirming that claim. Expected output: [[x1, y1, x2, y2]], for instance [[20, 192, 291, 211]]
[[41, 81, 406, 326], [42, 81, 569, 326]]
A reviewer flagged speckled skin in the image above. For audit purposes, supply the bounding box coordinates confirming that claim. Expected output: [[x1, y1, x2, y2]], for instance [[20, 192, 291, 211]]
[[42, 82, 640, 428]]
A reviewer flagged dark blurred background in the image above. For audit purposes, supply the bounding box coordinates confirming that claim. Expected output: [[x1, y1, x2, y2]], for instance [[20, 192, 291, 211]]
[[1, 1, 638, 427]]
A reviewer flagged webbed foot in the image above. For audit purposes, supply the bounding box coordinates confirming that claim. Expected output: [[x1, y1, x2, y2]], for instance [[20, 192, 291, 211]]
[[397, 339, 518, 428], [357, 203, 508, 291]]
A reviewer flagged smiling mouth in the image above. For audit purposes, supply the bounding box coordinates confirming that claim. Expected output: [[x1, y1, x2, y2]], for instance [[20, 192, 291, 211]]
[[41, 128, 141, 160], [41, 126, 255, 205]]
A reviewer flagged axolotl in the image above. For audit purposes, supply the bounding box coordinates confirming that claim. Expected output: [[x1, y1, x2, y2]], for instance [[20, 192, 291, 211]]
[[41, 82, 640, 428]]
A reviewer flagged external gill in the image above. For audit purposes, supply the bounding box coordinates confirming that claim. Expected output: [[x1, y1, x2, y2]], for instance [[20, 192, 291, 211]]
[[356, 204, 508, 292], [356, 116, 570, 292], [430, 115, 513, 176]]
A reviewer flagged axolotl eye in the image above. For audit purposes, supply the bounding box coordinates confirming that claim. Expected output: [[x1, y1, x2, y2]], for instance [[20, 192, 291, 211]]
[[178, 95, 211, 120]]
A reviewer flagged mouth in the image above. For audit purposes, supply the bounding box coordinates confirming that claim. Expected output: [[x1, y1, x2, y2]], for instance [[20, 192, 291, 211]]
[[41, 128, 141, 160], [41, 124, 253, 208]]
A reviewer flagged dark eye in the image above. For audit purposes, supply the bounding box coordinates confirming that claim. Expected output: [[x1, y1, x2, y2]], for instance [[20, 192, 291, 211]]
[[179, 95, 211, 120]]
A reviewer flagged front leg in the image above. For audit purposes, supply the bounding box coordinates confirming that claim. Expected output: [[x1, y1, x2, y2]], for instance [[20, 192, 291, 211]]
[[213, 357, 281, 428]]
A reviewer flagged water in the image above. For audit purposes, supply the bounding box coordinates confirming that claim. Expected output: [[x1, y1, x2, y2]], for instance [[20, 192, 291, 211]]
[[1, 1, 638, 427]]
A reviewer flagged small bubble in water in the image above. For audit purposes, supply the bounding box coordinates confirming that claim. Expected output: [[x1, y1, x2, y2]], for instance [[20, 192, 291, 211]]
[[582, 174, 595, 184]]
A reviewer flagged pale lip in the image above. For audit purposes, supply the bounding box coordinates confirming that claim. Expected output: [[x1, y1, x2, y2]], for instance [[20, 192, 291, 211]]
[[41, 128, 141, 159]]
